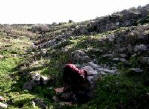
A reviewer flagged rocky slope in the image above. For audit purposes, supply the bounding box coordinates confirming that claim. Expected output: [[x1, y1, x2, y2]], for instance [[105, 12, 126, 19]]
[[0, 4, 149, 109]]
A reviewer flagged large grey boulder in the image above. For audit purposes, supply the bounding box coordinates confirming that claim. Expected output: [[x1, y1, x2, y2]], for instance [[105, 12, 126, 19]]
[[81, 61, 118, 87]]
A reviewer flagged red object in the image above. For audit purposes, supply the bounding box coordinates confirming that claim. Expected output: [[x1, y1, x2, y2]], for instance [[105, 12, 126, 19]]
[[54, 87, 64, 93], [65, 64, 87, 78]]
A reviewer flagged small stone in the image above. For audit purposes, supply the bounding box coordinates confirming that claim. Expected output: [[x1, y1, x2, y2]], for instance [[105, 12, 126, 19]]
[[90, 48, 103, 53], [129, 68, 143, 73], [12, 54, 17, 57], [113, 58, 119, 61], [102, 54, 113, 58], [107, 34, 115, 42], [59, 102, 72, 106], [41, 49, 47, 55], [119, 58, 128, 63], [119, 54, 127, 58], [102, 69, 117, 74], [113, 58, 128, 64], [30, 73, 41, 82], [116, 22, 120, 26], [134, 44, 147, 52], [0, 102, 8, 108]]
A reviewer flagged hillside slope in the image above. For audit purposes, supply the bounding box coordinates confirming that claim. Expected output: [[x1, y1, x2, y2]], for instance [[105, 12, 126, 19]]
[[0, 4, 149, 109]]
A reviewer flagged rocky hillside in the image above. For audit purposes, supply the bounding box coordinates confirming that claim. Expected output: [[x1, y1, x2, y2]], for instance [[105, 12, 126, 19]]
[[0, 4, 149, 109]]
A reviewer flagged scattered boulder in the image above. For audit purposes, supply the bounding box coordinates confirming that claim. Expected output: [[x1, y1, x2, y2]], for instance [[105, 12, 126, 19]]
[[129, 68, 143, 73], [101, 69, 117, 74], [107, 34, 115, 42], [23, 73, 50, 90], [23, 80, 36, 90], [30, 73, 41, 83], [33, 98, 47, 109], [88, 48, 103, 53], [112, 58, 119, 61], [41, 49, 48, 55], [112, 58, 128, 64], [102, 54, 113, 58], [134, 44, 147, 52], [119, 54, 127, 58], [71, 50, 90, 63]]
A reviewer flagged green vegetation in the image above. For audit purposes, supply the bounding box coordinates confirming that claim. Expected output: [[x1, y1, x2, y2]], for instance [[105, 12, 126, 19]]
[[0, 7, 149, 108]]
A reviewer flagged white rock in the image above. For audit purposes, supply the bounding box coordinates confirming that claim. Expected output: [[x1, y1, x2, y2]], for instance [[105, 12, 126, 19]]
[[40, 76, 50, 85], [32, 101, 36, 108], [0, 102, 8, 108]]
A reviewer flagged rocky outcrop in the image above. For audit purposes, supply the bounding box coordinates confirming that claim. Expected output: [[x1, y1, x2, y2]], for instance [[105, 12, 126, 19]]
[[73, 5, 149, 35], [71, 50, 118, 87]]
